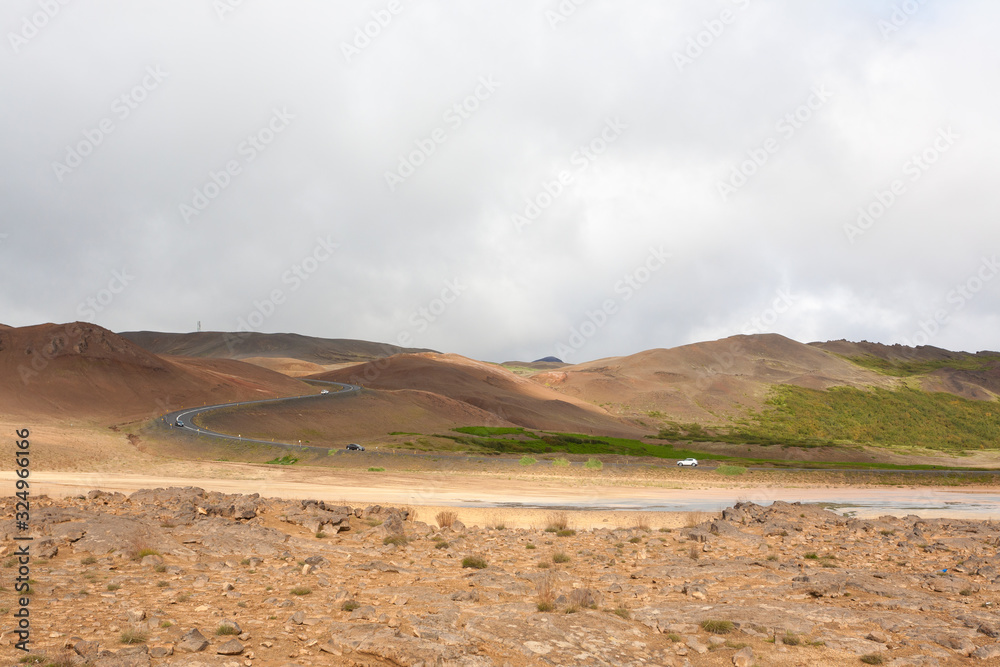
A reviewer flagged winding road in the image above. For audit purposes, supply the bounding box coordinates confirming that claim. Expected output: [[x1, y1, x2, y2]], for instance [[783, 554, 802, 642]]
[[158, 379, 360, 450]]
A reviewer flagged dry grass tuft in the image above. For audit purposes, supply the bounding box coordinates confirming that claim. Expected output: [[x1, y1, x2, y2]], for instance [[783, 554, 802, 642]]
[[436, 510, 458, 529]]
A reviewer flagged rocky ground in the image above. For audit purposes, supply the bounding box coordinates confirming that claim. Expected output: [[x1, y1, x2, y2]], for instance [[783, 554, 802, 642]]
[[1, 490, 999, 666]]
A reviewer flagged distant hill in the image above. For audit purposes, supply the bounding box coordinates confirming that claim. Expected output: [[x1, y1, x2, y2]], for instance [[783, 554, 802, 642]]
[[312, 352, 641, 436], [119, 330, 435, 365], [0, 323, 313, 423]]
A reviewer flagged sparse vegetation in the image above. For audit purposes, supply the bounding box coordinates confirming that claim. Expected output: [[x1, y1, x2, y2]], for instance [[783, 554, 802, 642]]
[[436, 510, 457, 529], [715, 465, 747, 476], [81, 556, 97, 565], [216, 624, 239, 636], [106, 583, 121, 591], [462, 556, 488, 569], [265, 454, 299, 465], [860, 654, 885, 665], [584, 457, 603, 470], [120, 628, 148, 644], [613, 606, 630, 620], [552, 457, 570, 467], [700, 619, 734, 634], [552, 552, 570, 563], [519, 456, 537, 466], [546, 512, 569, 531], [383, 534, 409, 546], [341, 600, 360, 612], [291, 586, 312, 596], [556, 529, 576, 537], [368, 467, 385, 472]]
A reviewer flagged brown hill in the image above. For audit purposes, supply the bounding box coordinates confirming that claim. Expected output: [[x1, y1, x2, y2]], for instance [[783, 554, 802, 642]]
[[119, 330, 434, 365], [0, 322, 313, 423], [811, 340, 1000, 400], [237, 356, 330, 377], [311, 353, 642, 436], [531, 334, 894, 424], [197, 388, 514, 446]]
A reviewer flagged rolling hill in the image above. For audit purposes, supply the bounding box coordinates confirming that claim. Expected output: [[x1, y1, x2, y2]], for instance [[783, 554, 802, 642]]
[[0, 322, 314, 423]]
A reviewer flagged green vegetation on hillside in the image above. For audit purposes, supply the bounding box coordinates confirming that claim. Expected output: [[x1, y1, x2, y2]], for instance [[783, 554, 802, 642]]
[[443, 430, 724, 460], [843, 353, 1000, 377], [734, 385, 1000, 452]]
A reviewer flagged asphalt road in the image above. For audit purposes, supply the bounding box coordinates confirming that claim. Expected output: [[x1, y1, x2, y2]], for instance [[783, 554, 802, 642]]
[[158, 380, 360, 450]]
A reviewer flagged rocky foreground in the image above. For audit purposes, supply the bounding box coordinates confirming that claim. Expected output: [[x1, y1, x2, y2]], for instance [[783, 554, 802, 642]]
[[1, 490, 1000, 666]]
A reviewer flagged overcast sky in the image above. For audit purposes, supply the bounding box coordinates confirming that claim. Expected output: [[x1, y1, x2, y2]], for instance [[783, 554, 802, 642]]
[[2, 1, 998, 363]]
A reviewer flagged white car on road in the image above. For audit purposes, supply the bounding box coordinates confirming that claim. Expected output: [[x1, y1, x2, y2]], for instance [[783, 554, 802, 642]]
[[676, 458, 699, 467]]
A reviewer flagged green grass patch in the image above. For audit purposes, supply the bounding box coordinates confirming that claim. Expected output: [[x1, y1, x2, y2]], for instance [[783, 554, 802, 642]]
[[367, 467, 385, 472], [341, 600, 359, 612], [519, 456, 537, 466], [700, 619, 734, 634], [552, 457, 570, 467], [462, 556, 488, 569], [584, 458, 603, 470], [265, 454, 299, 465], [844, 353, 1000, 377], [715, 465, 747, 476], [733, 385, 1000, 452]]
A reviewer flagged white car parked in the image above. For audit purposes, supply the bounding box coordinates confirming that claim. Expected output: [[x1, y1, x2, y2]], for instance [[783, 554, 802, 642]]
[[676, 458, 699, 467]]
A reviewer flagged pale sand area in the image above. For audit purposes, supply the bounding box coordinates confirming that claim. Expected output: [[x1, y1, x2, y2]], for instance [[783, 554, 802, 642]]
[[7, 468, 1000, 529]]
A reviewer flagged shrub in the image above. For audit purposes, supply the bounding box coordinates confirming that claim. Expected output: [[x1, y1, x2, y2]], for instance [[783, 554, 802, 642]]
[[159, 620, 173, 628], [462, 556, 488, 569], [860, 655, 885, 665], [535, 571, 556, 610], [291, 586, 312, 596], [341, 600, 360, 612], [436, 510, 457, 529], [536, 601, 554, 612], [700, 619, 734, 634], [106, 583, 121, 592], [81, 556, 97, 565], [368, 467, 385, 472], [628, 536, 642, 544], [154, 563, 167, 573], [546, 513, 569, 531], [584, 458, 603, 470], [519, 456, 537, 466], [613, 606, 630, 619], [537, 561, 551, 568], [434, 540, 449, 549], [667, 633, 682, 642], [315, 531, 327, 539], [552, 457, 570, 467], [120, 628, 148, 644], [525, 543, 536, 549], [215, 624, 239, 636], [782, 633, 802, 646], [804, 552, 819, 559], [383, 534, 409, 546], [556, 529, 576, 537], [552, 552, 570, 564]]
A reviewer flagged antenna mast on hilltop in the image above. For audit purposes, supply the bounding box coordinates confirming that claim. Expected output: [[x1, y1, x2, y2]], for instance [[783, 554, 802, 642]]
[[197, 321, 202, 332]]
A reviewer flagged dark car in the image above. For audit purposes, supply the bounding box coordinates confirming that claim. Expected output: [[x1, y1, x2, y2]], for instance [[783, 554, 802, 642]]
[[345, 443, 365, 451]]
